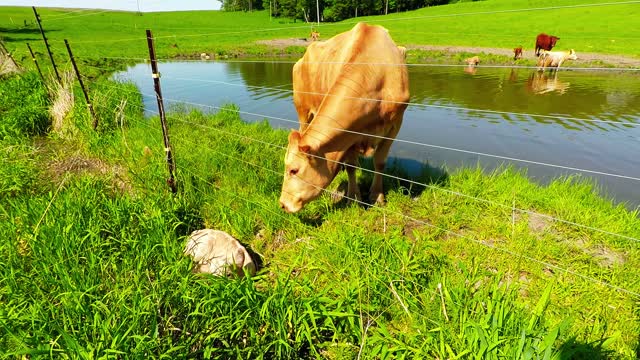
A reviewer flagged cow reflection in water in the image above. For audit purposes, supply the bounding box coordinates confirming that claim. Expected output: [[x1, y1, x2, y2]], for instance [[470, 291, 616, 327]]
[[463, 65, 477, 75], [527, 72, 570, 95]]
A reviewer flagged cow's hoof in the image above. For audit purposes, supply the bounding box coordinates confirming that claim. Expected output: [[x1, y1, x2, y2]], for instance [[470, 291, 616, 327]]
[[370, 192, 386, 206], [347, 189, 362, 204], [331, 182, 348, 203]]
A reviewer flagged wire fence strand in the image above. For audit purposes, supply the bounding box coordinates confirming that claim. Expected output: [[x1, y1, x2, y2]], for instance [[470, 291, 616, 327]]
[[134, 93, 640, 245], [159, 113, 640, 298], [140, 92, 640, 183], [93, 64, 640, 246]]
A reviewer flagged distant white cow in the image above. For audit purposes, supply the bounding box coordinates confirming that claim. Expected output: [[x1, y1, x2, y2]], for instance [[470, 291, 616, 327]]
[[537, 49, 577, 70]]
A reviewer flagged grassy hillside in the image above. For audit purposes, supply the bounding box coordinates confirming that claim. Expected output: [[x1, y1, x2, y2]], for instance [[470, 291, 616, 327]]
[[1, 0, 638, 68], [1, 72, 639, 358]]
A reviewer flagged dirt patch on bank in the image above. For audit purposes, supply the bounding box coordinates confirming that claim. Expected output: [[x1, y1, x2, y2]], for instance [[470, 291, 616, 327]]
[[409, 44, 640, 67], [255, 39, 640, 68], [256, 38, 311, 48]]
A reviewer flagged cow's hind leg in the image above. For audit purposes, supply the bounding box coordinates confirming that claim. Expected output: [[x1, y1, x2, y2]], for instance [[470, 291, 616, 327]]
[[370, 122, 402, 205]]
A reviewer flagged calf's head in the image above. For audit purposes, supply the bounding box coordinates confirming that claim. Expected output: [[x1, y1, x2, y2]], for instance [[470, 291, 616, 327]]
[[279, 130, 334, 213]]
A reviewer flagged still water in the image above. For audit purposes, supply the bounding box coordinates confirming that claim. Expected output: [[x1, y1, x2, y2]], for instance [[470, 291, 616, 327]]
[[114, 61, 640, 208]]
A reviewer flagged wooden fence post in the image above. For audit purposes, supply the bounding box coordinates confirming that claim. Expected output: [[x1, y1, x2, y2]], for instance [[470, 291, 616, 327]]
[[146, 29, 177, 193], [27, 43, 47, 85], [64, 39, 98, 130], [32, 6, 61, 83]]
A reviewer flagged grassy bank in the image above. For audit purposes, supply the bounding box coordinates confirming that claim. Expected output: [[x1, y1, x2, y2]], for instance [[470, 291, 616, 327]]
[[1, 72, 639, 358], [1, 0, 639, 74]]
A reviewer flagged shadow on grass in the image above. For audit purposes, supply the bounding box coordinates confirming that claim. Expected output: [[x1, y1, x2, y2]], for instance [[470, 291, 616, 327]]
[[334, 156, 449, 210], [556, 337, 617, 359], [0, 26, 56, 43]]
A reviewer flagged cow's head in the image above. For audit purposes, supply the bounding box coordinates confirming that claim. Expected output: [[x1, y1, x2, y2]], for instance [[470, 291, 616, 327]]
[[279, 130, 333, 213], [567, 49, 577, 60], [550, 36, 559, 47]]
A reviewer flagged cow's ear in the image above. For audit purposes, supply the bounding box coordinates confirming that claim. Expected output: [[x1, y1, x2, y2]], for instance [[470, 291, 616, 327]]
[[298, 144, 311, 154], [288, 130, 301, 144]]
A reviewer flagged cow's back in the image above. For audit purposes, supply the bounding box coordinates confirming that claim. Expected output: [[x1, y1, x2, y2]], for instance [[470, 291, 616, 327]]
[[293, 23, 409, 121]]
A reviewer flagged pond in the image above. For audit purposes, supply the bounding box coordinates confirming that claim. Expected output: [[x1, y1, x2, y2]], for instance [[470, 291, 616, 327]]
[[114, 61, 640, 208]]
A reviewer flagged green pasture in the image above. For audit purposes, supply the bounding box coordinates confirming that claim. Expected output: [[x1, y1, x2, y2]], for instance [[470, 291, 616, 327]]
[[0, 0, 639, 70], [0, 72, 639, 358]]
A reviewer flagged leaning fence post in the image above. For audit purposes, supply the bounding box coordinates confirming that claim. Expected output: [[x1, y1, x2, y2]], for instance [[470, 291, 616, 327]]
[[64, 39, 98, 130], [0, 40, 20, 70], [32, 6, 61, 84], [146, 29, 177, 194], [27, 43, 46, 84]]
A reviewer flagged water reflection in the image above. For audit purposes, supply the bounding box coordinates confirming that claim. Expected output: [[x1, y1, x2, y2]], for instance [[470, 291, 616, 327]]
[[527, 72, 570, 95], [463, 65, 477, 75], [114, 61, 640, 206]]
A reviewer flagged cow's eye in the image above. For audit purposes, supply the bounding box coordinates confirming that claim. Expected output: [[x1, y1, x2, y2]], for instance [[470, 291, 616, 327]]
[[289, 169, 299, 176]]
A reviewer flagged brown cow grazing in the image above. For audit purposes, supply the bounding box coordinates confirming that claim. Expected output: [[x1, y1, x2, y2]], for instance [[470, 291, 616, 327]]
[[513, 46, 523, 60], [279, 22, 410, 213], [535, 33, 560, 56]]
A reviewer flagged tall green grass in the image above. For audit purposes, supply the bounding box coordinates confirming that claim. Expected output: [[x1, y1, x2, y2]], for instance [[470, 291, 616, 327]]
[[0, 72, 51, 139], [2, 75, 639, 358]]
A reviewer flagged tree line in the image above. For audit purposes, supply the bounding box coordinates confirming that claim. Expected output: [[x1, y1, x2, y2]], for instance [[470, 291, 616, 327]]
[[217, 0, 457, 22]]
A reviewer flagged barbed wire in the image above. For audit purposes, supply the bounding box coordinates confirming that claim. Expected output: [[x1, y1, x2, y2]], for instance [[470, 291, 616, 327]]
[[89, 63, 640, 247], [152, 1, 640, 40], [121, 90, 640, 245], [34, 0, 640, 44], [137, 91, 640, 183], [123, 112, 450, 316], [158, 74, 640, 127], [42, 9, 115, 23], [71, 54, 640, 72], [129, 107, 633, 302], [42, 8, 96, 20], [161, 112, 640, 298]]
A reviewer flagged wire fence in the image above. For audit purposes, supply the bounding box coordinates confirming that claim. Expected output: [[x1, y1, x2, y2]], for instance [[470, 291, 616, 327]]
[[90, 85, 640, 300], [115, 87, 640, 299], [7, 1, 640, 328], [79, 58, 640, 247]]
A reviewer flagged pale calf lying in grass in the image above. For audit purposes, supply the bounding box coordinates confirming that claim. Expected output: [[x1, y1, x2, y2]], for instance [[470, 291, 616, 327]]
[[537, 49, 577, 70], [183, 229, 256, 277]]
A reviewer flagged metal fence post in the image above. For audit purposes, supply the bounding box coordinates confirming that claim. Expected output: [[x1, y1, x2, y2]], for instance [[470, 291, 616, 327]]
[[27, 43, 46, 84], [64, 39, 98, 130], [146, 29, 177, 193], [32, 6, 61, 83]]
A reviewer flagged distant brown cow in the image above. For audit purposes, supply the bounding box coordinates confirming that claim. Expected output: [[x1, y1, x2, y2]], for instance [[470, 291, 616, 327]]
[[535, 33, 559, 56], [310, 30, 320, 41], [513, 46, 523, 60]]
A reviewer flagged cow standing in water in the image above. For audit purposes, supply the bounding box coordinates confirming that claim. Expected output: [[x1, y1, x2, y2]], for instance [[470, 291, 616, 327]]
[[279, 22, 410, 213], [537, 49, 578, 70]]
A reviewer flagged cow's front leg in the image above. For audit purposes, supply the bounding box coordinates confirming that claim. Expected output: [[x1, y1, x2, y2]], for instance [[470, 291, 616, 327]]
[[346, 161, 361, 202], [370, 123, 402, 205], [369, 160, 386, 205]]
